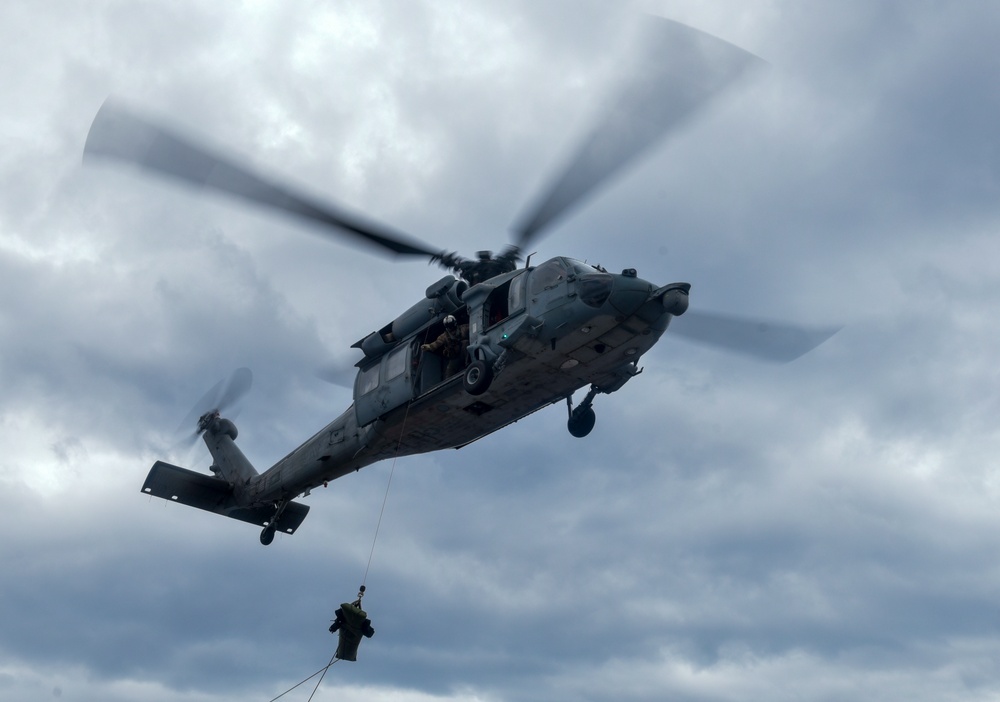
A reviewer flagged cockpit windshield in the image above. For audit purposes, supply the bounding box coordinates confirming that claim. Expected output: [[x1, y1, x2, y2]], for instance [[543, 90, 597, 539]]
[[563, 259, 613, 308], [566, 259, 605, 277], [528, 258, 612, 307]]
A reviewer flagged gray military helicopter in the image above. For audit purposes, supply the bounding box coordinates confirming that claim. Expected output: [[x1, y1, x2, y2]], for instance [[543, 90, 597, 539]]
[[85, 18, 837, 545]]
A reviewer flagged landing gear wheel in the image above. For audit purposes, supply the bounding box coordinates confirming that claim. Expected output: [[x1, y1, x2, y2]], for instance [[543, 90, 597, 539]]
[[260, 524, 276, 546], [463, 360, 493, 396], [567, 406, 596, 438]]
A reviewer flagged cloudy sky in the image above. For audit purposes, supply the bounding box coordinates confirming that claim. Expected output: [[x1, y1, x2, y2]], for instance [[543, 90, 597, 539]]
[[4, 1, 1000, 700]]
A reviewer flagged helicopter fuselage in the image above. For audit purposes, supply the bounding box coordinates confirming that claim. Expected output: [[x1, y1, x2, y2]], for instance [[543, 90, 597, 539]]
[[96, 16, 787, 544], [142, 256, 690, 543], [255, 258, 688, 498]]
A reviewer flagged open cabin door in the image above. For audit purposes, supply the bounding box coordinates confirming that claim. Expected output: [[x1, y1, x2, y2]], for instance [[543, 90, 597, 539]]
[[354, 342, 416, 427], [467, 270, 527, 339]]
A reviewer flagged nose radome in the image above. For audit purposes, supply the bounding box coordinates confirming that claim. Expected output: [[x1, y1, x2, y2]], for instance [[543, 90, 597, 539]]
[[607, 274, 652, 316]]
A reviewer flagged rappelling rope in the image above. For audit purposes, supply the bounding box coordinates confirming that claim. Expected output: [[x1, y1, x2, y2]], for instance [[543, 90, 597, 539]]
[[266, 394, 415, 702], [362, 397, 412, 588], [360, 328, 430, 588], [304, 651, 338, 702], [266, 656, 338, 702]]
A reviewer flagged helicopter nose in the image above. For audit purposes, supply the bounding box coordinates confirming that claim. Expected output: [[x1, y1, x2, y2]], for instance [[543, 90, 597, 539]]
[[607, 272, 652, 316]]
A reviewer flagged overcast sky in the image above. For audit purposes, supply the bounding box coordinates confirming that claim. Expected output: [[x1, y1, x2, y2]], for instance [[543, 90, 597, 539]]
[[3, 1, 1000, 701]]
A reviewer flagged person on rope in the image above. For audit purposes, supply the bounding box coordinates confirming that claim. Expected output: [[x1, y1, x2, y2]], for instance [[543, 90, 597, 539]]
[[329, 586, 375, 661]]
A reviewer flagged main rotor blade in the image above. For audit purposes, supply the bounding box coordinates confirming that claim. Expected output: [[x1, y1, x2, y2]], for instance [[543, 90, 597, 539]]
[[511, 17, 764, 248], [315, 359, 358, 390], [84, 101, 441, 259], [670, 311, 840, 363]]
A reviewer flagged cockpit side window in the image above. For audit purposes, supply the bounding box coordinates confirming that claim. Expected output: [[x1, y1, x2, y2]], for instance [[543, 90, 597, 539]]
[[508, 271, 527, 314], [529, 259, 568, 295]]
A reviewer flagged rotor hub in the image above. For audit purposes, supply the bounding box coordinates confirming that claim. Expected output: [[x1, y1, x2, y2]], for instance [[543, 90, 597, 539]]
[[197, 410, 220, 434]]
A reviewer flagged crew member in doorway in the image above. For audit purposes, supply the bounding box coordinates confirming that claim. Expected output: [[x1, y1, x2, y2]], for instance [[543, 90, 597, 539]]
[[421, 315, 469, 377]]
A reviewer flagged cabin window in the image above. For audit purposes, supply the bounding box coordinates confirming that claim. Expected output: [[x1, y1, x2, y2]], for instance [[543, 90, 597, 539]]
[[529, 259, 568, 295], [385, 345, 408, 380], [358, 364, 379, 395]]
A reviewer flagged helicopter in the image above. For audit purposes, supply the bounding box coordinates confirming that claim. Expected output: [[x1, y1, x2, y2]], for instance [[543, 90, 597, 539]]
[[84, 18, 837, 545]]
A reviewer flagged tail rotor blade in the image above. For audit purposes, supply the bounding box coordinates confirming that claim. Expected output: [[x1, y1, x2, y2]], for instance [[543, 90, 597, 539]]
[[217, 367, 253, 414], [670, 310, 840, 363], [176, 376, 227, 436], [175, 367, 254, 436], [512, 17, 764, 248]]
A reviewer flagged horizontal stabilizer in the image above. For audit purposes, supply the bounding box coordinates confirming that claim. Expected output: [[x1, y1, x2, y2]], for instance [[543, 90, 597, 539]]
[[141, 461, 310, 535]]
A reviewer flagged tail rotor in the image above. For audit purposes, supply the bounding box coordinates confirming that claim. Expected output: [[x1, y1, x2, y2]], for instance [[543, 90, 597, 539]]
[[175, 367, 253, 450]]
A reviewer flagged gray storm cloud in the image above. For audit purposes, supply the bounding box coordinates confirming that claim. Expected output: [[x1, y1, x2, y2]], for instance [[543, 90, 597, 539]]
[[2, 2, 1000, 701]]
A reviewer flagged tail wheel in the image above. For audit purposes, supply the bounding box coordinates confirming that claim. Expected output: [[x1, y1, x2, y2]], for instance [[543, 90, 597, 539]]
[[568, 406, 596, 438], [463, 360, 493, 396], [260, 524, 276, 546]]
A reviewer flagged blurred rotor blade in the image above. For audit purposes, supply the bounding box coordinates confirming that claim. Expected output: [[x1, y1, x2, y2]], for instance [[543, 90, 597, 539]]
[[217, 367, 253, 412], [315, 360, 357, 390], [670, 311, 840, 363], [175, 367, 254, 434], [176, 376, 226, 436], [85, 101, 441, 259], [512, 17, 764, 249]]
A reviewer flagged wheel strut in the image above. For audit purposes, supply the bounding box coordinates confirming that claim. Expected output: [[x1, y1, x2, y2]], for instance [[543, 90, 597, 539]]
[[260, 500, 289, 546]]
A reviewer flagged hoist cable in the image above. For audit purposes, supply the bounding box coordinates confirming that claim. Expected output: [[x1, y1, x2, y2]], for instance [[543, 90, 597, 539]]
[[266, 366, 420, 702], [362, 398, 413, 588]]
